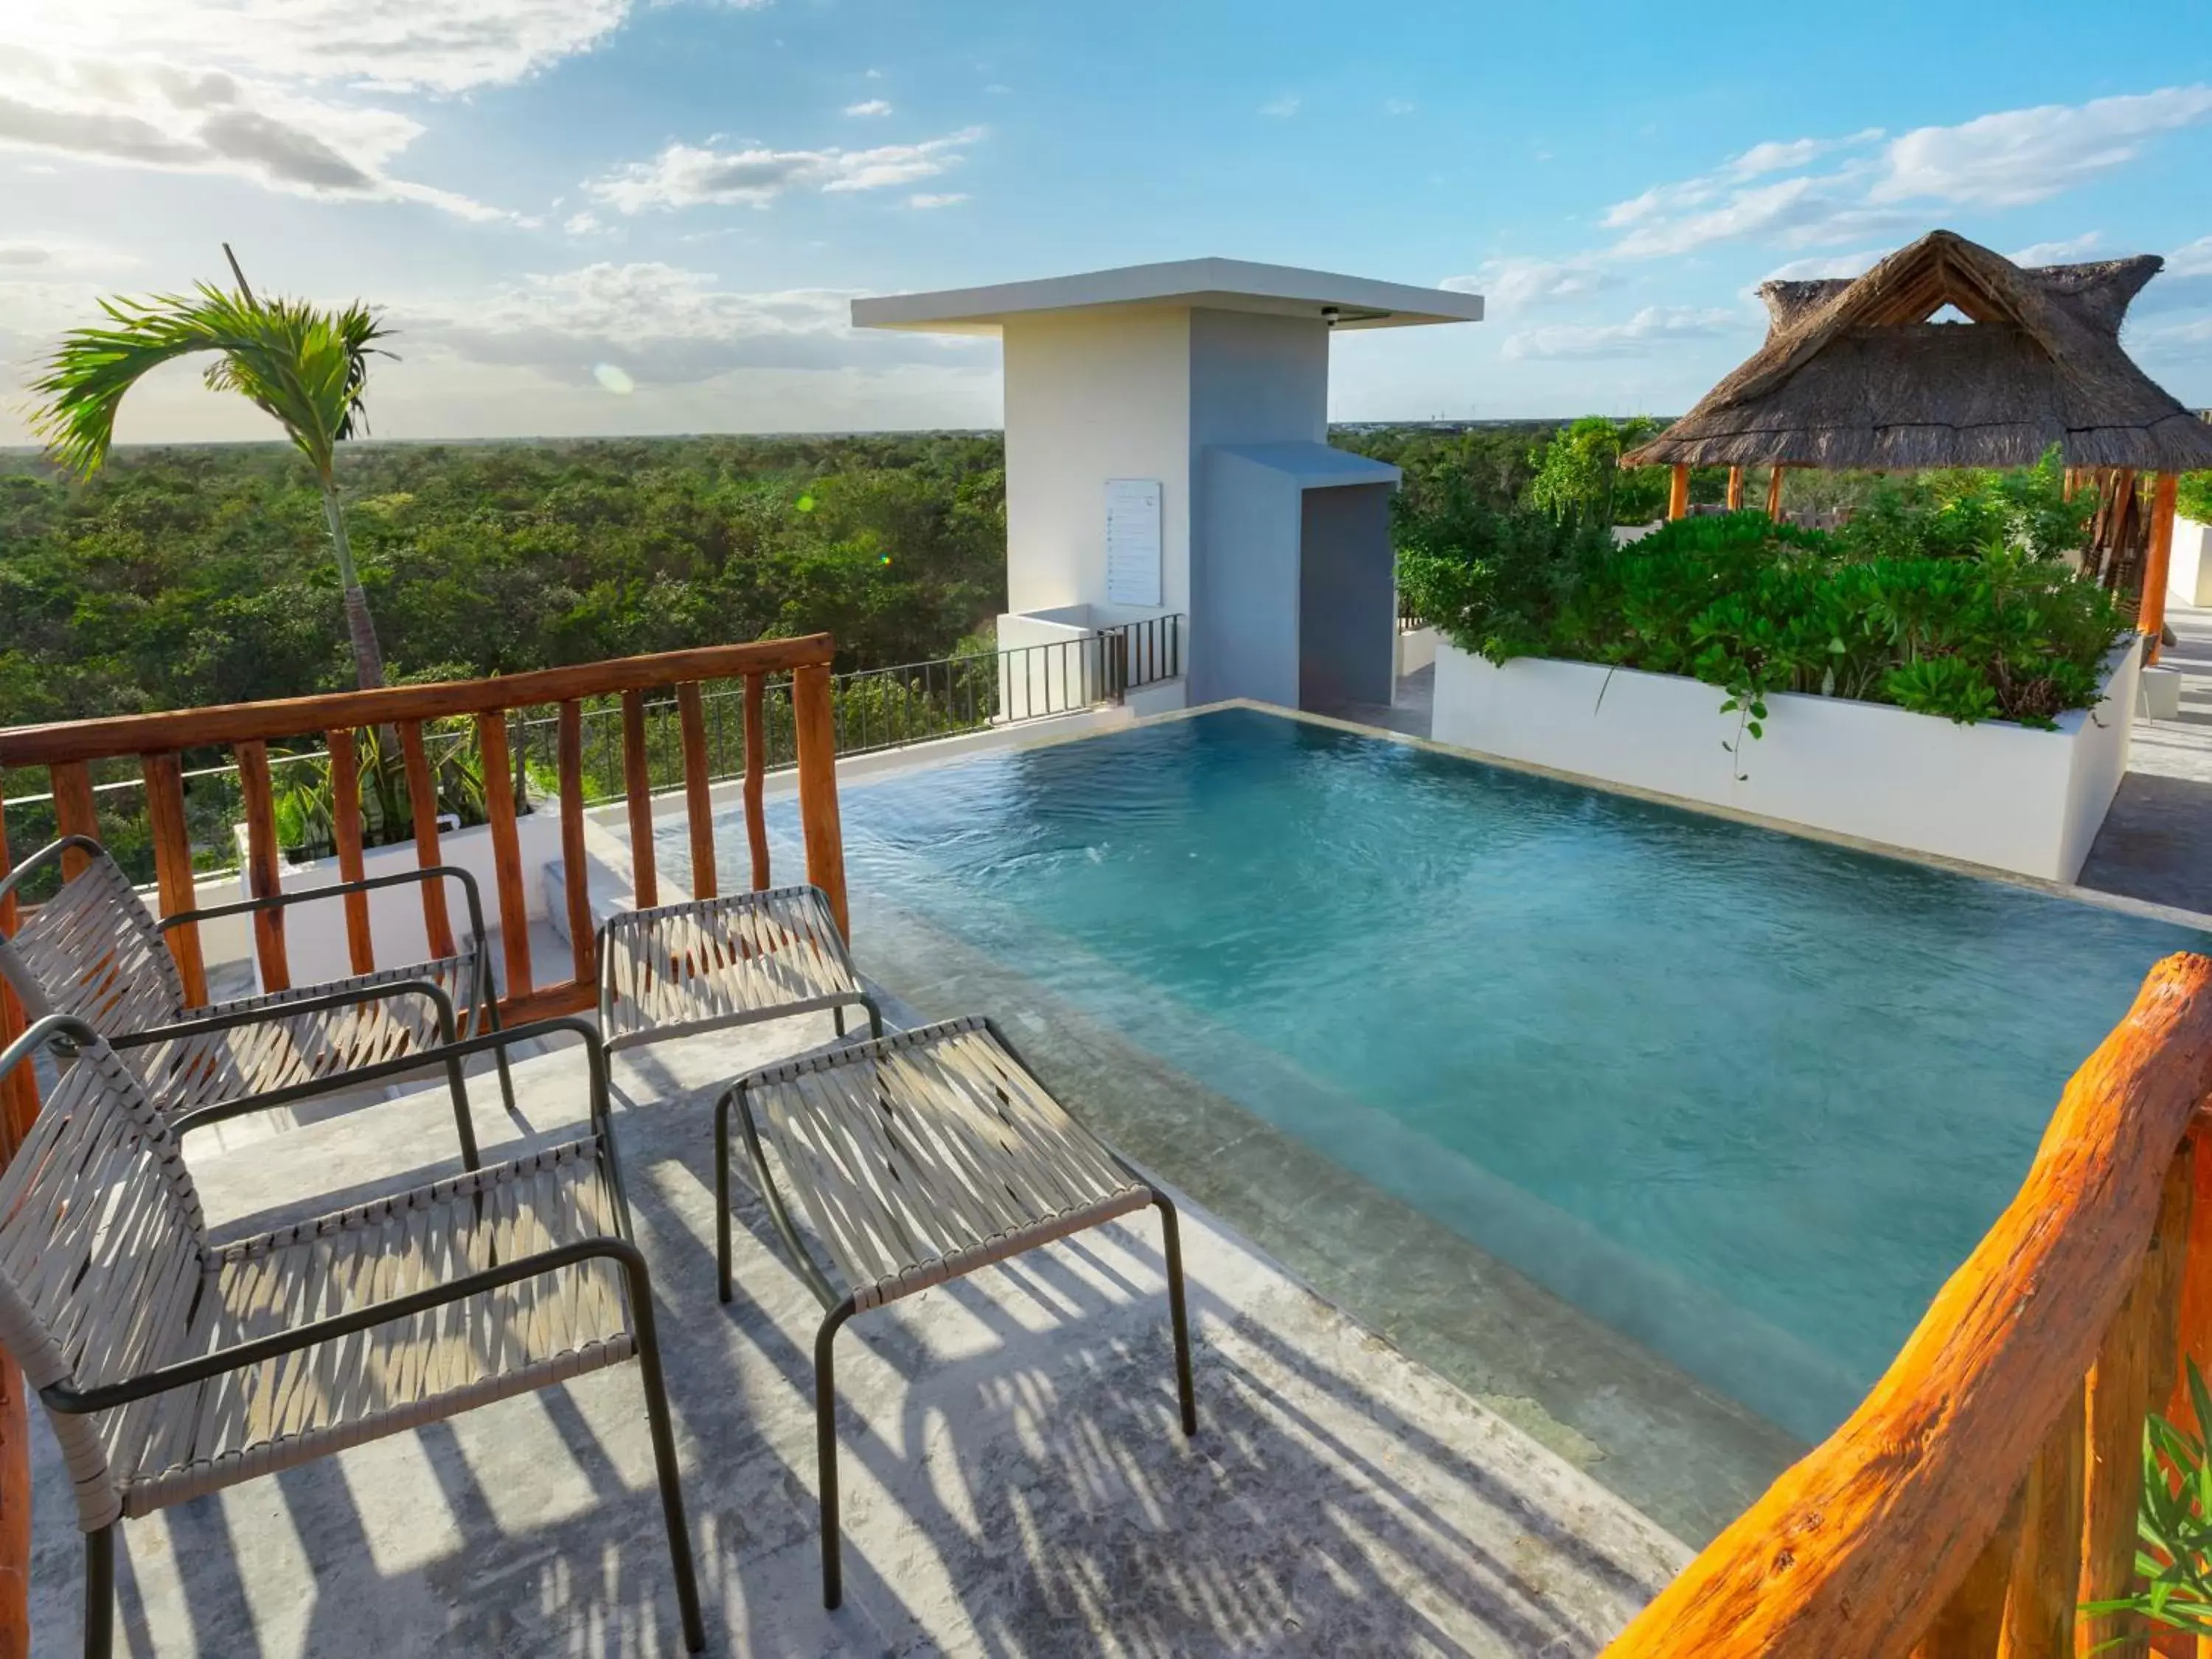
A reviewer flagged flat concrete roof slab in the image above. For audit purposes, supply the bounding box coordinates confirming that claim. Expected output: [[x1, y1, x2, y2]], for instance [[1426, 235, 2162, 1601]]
[[1210, 442, 1403, 489], [852, 257, 1485, 334]]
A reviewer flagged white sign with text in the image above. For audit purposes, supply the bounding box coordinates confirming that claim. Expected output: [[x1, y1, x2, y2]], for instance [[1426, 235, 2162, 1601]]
[[1104, 479, 1163, 608]]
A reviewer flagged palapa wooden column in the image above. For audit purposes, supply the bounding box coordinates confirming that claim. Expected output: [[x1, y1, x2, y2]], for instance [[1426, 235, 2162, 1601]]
[[1725, 466, 1744, 510], [2140, 473, 2181, 664], [1667, 463, 1690, 521], [1765, 465, 1786, 520]]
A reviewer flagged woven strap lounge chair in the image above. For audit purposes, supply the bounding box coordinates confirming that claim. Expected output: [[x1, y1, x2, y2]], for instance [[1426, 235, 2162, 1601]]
[[599, 883, 880, 1054], [0, 1014, 705, 1659], [714, 1013, 1197, 1607], [0, 835, 512, 1161]]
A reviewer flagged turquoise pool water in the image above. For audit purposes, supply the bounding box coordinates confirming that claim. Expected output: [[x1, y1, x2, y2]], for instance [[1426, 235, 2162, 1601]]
[[723, 709, 2209, 1439]]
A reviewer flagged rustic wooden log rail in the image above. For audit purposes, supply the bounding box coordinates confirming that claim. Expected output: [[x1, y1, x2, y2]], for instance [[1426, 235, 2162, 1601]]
[[0, 635, 851, 1651], [1600, 952, 2212, 1659]]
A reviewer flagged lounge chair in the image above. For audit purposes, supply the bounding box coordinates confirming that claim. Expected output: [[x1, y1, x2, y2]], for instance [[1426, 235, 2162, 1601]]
[[598, 883, 880, 1054], [714, 1013, 1197, 1607], [0, 1013, 706, 1658], [0, 835, 512, 1160]]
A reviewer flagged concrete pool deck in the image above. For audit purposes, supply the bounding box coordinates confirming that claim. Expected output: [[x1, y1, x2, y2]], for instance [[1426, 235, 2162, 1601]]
[[27, 1006, 1690, 1658]]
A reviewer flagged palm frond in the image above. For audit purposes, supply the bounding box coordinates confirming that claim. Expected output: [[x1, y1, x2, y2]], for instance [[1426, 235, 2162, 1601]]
[[27, 280, 395, 479]]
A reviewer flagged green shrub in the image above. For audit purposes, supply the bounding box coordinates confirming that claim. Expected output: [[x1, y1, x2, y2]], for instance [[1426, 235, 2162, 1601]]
[[1400, 505, 2132, 733], [2180, 473, 2212, 525]]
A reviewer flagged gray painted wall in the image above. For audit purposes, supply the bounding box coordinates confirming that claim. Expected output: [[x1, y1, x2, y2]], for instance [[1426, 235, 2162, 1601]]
[[1298, 483, 1397, 710], [1192, 448, 1301, 706]]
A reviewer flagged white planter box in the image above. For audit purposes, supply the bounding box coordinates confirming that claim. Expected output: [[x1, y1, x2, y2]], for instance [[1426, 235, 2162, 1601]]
[[1431, 636, 2141, 882], [1395, 625, 1439, 679], [2170, 516, 2212, 609]]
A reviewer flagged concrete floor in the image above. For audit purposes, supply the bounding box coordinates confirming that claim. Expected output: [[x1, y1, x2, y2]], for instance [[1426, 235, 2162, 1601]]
[[28, 1004, 1688, 1658]]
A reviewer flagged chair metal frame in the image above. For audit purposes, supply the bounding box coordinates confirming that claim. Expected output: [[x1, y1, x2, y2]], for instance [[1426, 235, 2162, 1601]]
[[0, 1012, 706, 1658], [0, 835, 516, 1156], [713, 1013, 1197, 1609]]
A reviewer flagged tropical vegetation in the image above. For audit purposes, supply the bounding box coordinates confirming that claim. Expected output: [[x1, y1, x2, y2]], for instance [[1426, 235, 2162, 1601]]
[[1397, 459, 2134, 733]]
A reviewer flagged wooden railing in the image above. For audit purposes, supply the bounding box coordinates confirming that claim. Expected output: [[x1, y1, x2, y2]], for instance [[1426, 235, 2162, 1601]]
[[1601, 951, 2212, 1659], [0, 635, 849, 1027]]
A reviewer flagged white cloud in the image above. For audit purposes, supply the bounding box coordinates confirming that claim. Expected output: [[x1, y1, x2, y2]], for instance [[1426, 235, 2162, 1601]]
[[2008, 232, 2103, 265], [1761, 249, 1885, 282], [908, 192, 967, 209], [563, 209, 609, 235], [1382, 98, 1416, 117], [844, 99, 892, 117], [1874, 87, 2212, 207], [585, 127, 984, 212], [404, 260, 986, 384], [1503, 305, 1747, 361], [2165, 234, 2212, 276], [1601, 88, 2212, 262], [1441, 256, 1622, 310], [1259, 94, 1300, 118]]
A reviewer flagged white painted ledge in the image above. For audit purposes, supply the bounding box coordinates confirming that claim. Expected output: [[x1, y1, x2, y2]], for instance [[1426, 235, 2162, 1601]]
[[1431, 636, 2142, 882]]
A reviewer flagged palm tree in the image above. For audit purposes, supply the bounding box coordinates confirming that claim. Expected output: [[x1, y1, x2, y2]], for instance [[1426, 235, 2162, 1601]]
[[28, 248, 397, 689]]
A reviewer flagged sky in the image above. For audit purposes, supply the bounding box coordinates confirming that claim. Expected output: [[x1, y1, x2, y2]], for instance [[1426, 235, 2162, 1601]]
[[1, 0, 2211, 444]]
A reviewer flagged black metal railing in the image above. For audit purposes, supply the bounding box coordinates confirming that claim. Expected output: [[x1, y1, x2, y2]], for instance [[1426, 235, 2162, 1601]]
[[3, 615, 1189, 882]]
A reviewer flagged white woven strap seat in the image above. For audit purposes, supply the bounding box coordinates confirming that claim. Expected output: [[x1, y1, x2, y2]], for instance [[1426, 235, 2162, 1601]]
[[737, 1015, 1155, 1312], [125, 947, 482, 1118], [599, 884, 871, 1051], [105, 1138, 632, 1519]]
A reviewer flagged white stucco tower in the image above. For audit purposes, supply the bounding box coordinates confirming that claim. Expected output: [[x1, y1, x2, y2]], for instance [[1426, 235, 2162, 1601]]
[[853, 259, 1484, 712]]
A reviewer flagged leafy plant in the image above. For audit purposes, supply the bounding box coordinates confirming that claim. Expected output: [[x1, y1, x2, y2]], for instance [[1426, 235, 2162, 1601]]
[[1526, 417, 1666, 526], [27, 248, 397, 692], [2082, 1360, 2212, 1639], [2180, 473, 2212, 526]]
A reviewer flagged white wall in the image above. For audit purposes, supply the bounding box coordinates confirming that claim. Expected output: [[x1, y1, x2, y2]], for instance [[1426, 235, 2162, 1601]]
[[1430, 639, 2141, 883], [2170, 516, 2212, 609], [1002, 307, 1192, 619]]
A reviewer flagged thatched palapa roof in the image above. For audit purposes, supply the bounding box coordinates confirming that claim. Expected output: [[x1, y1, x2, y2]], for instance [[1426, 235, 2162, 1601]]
[[1620, 229, 2212, 473]]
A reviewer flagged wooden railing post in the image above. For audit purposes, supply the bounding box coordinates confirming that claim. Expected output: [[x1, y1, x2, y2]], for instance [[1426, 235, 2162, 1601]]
[[234, 740, 290, 992], [619, 689, 658, 911], [557, 700, 594, 986], [49, 760, 97, 880], [326, 729, 375, 977], [2000, 1385, 2087, 1658], [0, 793, 26, 1659], [675, 684, 717, 902], [397, 720, 457, 961], [792, 663, 849, 939], [474, 712, 532, 1001], [1915, 1483, 2025, 1657], [742, 674, 771, 893], [142, 751, 209, 1006]]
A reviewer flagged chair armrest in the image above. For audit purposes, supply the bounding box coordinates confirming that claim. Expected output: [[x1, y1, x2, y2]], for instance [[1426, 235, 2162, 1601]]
[[40, 1234, 648, 1416], [0, 835, 108, 914], [109, 977, 465, 1051], [163, 1015, 611, 1143], [161, 864, 490, 956]]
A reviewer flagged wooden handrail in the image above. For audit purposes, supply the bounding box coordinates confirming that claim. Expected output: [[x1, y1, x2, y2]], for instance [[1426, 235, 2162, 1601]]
[[1601, 953, 2212, 1659], [0, 636, 834, 765]]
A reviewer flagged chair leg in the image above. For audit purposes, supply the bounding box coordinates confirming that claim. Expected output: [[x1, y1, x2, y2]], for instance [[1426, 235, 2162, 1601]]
[[84, 1524, 114, 1659], [481, 980, 518, 1119], [431, 997, 481, 1173], [815, 1299, 858, 1610], [627, 1265, 708, 1653], [832, 1006, 845, 1038], [860, 995, 883, 1040], [714, 1092, 734, 1305], [1153, 1194, 1198, 1436]]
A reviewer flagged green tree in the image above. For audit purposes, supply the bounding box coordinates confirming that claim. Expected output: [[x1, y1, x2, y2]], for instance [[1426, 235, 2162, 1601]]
[[27, 248, 397, 689], [1526, 416, 1666, 525]]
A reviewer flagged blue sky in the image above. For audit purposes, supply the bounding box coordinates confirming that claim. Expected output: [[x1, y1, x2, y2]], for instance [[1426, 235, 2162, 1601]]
[[3, 0, 2210, 442]]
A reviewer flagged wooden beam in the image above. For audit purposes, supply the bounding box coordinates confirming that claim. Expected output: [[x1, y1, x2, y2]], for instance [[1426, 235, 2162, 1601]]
[[475, 712, 532, 1000], [742, 673, 771, 892], [234, 740, 289, 992], [620, 689, 658, 911], [792, 663, 849, 941], [2000, 1390, 2085, 1659], [2142, 473, 2180, 664], [141, 752, 208, 1006], [397, 721, 456, 961], [0, 633, 839, 768], [1668, 463, 1691, 521], [557, 700, 594, 986], [1597, 954, 2212, 1659], [676, 683, 717, 902], [49, 761, 98, 880], [326, 729, 375, 976], [1726, 465, 1745, 511], [1766, 465, 1787, 520]]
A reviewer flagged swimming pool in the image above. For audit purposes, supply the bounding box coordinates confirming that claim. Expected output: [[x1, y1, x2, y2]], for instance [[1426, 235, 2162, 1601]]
[[695, 708, 2208, 1443]]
